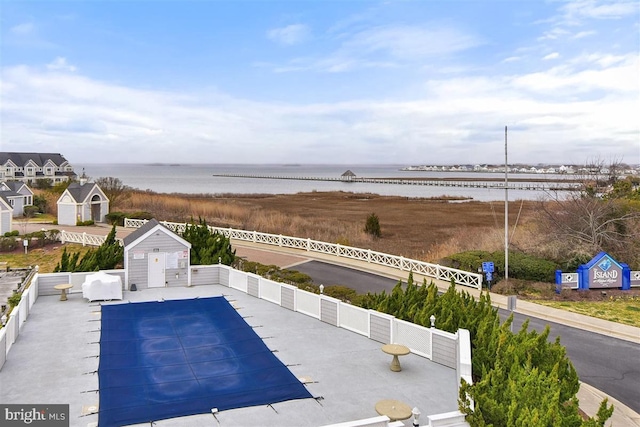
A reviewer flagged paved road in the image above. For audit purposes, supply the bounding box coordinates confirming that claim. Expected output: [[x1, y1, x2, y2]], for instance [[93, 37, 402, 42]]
[[294, 260, 640, 414]]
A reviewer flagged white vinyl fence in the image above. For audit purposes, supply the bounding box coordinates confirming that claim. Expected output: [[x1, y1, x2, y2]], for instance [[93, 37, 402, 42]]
[[124, 218, 483, 289], [0, 264, 471, 426]]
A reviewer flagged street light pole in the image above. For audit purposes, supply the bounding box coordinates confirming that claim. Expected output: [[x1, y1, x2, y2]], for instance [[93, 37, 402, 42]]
[[504, 126, 509, 287]]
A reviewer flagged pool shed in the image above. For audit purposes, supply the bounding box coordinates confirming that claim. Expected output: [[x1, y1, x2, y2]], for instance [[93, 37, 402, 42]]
[[57, 182, 109, 226], [123, 219, 191, 290]]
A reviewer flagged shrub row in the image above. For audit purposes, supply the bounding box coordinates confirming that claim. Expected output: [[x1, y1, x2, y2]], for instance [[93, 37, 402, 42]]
[[443, 250, 559, 283]]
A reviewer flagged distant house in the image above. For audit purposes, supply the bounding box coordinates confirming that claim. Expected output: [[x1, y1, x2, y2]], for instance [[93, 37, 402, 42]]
[[57, 182, 109, 225], [0, 194, 12, 235], [0, 189, 25, 217], [0, 181, 34, 208], [122, 218, 191, 290], [0, 152, 77, 185], [341, 170, 356, 182]]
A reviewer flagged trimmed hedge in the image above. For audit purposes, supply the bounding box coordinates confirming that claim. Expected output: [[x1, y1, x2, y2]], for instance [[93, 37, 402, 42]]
[[443, 250, 559, 283]]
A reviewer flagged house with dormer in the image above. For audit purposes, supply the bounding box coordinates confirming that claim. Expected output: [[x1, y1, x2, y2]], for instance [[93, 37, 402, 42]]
[[0, 181, 33, 216], [0, 152, 77, 185], [57, 181, 110, 226]]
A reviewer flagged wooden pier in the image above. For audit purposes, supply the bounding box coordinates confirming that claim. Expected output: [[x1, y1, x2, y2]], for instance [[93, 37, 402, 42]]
[[211, 173, 579, 191]]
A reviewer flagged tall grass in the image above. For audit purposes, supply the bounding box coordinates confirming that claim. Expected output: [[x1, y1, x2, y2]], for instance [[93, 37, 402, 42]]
[[126, 191, 381, 250], [123, 191, 541, 261]]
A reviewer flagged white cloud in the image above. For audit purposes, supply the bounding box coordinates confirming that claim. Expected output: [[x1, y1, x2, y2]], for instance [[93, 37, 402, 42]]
[[502, 56, 521, 63], [543, 52, 560, 60], [342, 25, 482, 60], [573, 30, 596, 39], [11, 22, 34, 35], [267, 24, 310, 45], [269, 24, 482, 73], [46, 57, 77, 72], [561, 0, 639, 21], [1, 54, 637, 165]]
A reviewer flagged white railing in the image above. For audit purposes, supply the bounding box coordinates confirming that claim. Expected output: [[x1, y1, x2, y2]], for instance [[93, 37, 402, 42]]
[[124, 218, 482, 289], [0, 271, 40, 371], [60, 230, 124, 247]]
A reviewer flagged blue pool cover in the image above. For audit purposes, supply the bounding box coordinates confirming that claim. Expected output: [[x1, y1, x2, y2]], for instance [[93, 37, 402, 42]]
[[98, 297, 313, 426]]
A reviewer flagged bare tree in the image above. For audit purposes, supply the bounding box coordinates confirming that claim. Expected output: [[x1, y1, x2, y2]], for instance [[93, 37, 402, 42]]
[[537, 158, 640, 266], [95, 177, 132, 209]]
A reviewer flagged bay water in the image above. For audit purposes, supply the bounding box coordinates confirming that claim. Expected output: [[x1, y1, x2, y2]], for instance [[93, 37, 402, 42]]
[[77, 163, 562, 201]]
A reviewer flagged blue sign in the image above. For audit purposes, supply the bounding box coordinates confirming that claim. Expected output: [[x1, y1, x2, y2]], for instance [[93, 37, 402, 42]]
[[485, 272, 493, 282], [482, 262, 494, 273]]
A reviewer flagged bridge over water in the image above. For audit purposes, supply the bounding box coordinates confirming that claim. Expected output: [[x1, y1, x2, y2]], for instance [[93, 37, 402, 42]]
[[212, 173, 580, 191]]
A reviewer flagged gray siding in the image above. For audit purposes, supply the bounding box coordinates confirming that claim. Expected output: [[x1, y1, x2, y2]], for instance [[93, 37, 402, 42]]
[[247, 277, 259, 297], [369, 313, 391, 343], [0, 211, 10, 235], [320, 299, 338, 326], [280, 287, 295, 311], [37, 274, 72, 296], [10, 198, 24, 217], [219, 268, 230, 286], [191, 266, 219, 286], [126, 233, 189, 290], [432, 333, 457, 369]]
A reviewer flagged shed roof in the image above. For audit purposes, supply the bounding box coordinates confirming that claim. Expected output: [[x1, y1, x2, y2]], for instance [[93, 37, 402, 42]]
[[341, 170, 356, 177], [63, 182, 106, 203], [0, 194, 12, 211], [1, 181, 31, 193], [0, 190, 21, 200], [123, 218, 191, 249]]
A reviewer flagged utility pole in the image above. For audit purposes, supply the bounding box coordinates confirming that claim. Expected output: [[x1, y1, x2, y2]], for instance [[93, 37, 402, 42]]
[[504, 126, 509, 287]]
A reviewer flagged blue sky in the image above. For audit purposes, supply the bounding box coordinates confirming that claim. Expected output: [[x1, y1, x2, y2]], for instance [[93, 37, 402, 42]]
[[1, 0, 639, 165]]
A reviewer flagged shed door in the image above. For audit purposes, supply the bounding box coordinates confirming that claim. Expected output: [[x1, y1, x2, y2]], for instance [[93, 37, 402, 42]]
[[148, 253, 166, 288]]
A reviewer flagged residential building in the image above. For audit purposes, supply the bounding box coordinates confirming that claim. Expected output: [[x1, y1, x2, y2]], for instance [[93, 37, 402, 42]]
[[0, 152, 77, 185]]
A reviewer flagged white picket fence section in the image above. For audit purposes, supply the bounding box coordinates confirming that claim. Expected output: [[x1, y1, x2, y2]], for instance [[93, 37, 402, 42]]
[[60, 230, 123, 247], [124, 218, 483, 289]]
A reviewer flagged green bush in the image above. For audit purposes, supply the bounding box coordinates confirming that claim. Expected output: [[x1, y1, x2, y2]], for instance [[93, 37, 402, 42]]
[[443, 250, 491, 272], [3, 230, 19, 237], [54, 225, 123, 272], [181, 217, 235, 266], [443, 250, 559, 283], [129, 211, 154, 220], [76, 220, 95, 226], [357, 274, 612, 427], [364, 212, 381, 238], [0, 237, 18, 252], [105, 212, 127, 226], [20, 229, 59, 248], [8, 292, 22, 308], [324, 285, 358, 303], [235, 260, 314, 286], [493, 251, 558, 283], [33, 195, 48, 213], [24, 205, 40, 216]]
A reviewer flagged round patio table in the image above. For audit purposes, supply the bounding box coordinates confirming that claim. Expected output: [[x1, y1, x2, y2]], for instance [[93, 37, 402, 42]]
[[381, 344, 410, 372], [375, 399, 412, 421], [53, 284, 73, 301]]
